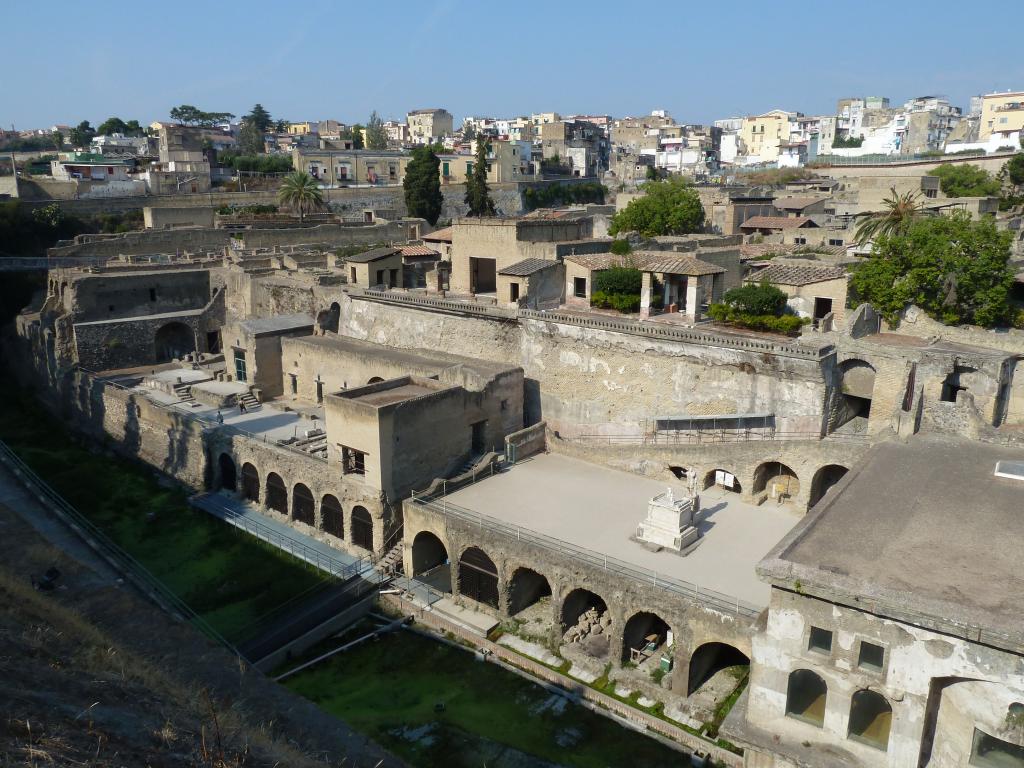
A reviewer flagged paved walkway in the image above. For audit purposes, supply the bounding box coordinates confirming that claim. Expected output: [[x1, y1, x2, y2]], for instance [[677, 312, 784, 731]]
[[192, 492, 372, 579]]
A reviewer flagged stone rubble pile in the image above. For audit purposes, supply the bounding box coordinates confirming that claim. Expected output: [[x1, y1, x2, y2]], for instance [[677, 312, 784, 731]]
[[563, 607, 612, 644]]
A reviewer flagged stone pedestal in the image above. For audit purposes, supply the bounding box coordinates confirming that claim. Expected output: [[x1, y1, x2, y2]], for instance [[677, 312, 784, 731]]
[[636, 487, 701, 552]]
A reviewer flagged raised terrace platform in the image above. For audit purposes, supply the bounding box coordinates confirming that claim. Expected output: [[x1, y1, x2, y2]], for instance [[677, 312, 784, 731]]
[[438, 453, 802, 607]]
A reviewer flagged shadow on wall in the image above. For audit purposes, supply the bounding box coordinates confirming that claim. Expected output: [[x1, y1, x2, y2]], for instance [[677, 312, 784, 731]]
[[524, 378, 543, 427]]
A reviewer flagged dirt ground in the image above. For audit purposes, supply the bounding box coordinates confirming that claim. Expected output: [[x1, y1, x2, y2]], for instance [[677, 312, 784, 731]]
[[0, 493, 403, 768]]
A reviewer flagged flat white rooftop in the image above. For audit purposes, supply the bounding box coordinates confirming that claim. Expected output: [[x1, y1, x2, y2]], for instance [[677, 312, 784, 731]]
[[443, 453, 802, 607]]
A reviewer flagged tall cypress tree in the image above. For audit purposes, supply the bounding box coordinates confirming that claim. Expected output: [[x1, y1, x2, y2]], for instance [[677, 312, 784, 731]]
[[404, 146, 443, 225], [464, 138, 496, 216]]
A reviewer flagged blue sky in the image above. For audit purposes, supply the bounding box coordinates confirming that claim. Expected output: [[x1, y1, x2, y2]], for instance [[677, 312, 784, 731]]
[[3, 0, 1022, 130]]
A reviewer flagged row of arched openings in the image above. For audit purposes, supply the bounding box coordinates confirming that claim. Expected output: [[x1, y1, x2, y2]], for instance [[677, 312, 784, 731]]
[[786, 669, 892, 750], [218, 454, 373, 550], [698, 462, 850, 508]]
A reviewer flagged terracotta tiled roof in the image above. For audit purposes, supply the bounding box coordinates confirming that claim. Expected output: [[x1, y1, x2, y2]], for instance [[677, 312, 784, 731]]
[[747, 264, 847, 286], [422, 226, 453, 242], [498, 258, 559, 276], [400, 245, 439, 257], [643, 256, 727, 276], [773, 196, 823, 212], [345, 246, 400, 263], [564, 252, 664, 270], [739, 216, 816, 230]]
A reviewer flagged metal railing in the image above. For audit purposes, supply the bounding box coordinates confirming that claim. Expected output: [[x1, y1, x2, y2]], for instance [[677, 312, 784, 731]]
[[406, 493, 762, 620], [0, 439, 240, 655], [193, 494, 372, 580], [77, 366, 327, 463]]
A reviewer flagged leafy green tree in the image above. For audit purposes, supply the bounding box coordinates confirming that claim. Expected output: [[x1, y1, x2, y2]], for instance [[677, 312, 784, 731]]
[[350, 124, 365, 150], [275, 119, 288, 133], [403, 146, 443, 225], [96, 117, 128, 136], [463, 124, 477, 142], [277, 172, 324, 223], [365, 111, 388, 150], [238, 121, 265, 155], [928, 164, 1001, 197], [124, 120, 143, 136], [608, 177, 704, 236], [169, 105, 234, 127], [645, 165, 659, 181], [464, 139, 495, 216], [246, 104, 273, 132], [51, 131, 63, 150], [68, 121, 95, 148], [849, 211, 1014, 328], [1004, 154, 1024, 188], [610, 238, 631, 256], [854, 187, 925, 245]]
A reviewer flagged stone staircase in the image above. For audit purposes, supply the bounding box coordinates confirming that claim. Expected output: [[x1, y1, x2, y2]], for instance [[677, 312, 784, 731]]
[[172, 382, 197, 406], [376, 543, 404, 580], [238, 391, 261, 411]]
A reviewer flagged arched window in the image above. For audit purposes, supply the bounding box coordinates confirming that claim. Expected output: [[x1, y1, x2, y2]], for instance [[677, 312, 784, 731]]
[[848, 689, 892, 750], [292, 483, 314, 525], [786, 669, 827, 727], [321, 494, 343, 538]]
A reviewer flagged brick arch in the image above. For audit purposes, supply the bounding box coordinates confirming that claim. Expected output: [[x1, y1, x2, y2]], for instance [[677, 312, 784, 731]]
[[320, 494, 343, 538], [457, 545, 500, 609], [292, 482, 315, 525]]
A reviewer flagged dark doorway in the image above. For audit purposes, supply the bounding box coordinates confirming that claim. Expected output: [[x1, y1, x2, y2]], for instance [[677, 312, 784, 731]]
[[508, 568, 551, 615], [458, 546, 499, 609], [218, 454, 236, 492], [321, 494, 343, 538], [687, 642, 749, 696], [412, 531, 451, 593], [510, 282, 520, 302], [622, 611, 671, 665], [206, 330, 221, 353], [470, 257, 497, 293], [351, 506, 373, 550], [266, 472, 288, 514], [292, 483, 314, 525], [241, 463, 259, 502], [154, 322, 195, 362], [809, 464, 849, 507], [813, 297, 833, 322], [471, 420, 487, 454]]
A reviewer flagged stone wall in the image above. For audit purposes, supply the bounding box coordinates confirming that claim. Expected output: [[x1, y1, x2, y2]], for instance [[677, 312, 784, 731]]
[[323, 292, 833, 437], [402, 500, 758, 708]]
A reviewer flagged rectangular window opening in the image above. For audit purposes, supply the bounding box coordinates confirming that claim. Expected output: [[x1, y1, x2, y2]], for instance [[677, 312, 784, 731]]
[[808, 626, 833, 654], [858, 641, 885, 671], [342, 445, 366, 475]]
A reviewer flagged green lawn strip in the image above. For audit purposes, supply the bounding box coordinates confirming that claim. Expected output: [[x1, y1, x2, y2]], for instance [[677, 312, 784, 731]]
[[282, 625, 688, 768], [0, 386, 327, 641]]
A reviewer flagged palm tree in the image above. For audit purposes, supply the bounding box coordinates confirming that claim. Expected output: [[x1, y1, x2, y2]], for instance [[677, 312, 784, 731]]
[[277, 172, 324, 223], [854, 187, 925, 246]]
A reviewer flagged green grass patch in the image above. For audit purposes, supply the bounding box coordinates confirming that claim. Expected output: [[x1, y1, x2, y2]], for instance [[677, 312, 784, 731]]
[[0, 385, 328, 641], [283, 625, 687, 767]]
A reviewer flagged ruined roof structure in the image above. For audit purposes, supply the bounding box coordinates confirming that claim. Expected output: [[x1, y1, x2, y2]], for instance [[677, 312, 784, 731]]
[[759, 437, 1024, 646], [749, 264, 847, 286]]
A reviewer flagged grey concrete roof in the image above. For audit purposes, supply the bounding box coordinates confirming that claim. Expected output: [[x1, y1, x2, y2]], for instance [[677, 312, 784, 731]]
[[747, 264, 847, 286], [758, 437, 1024, 649], [497, 258, 559, 277], [345, 247, 400, 263], [740, 216, 817, 230], [238, 313, 315, 336]]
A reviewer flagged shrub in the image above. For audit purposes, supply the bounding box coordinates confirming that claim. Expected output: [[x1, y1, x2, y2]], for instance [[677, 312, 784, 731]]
[[720, 282, 788, 316], [708, 304, 809, 335], [590, 290, 641, 313], [1013, 310, 1024, 330], [594, 265, 642, 296], [609, 238, 631, 256]]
